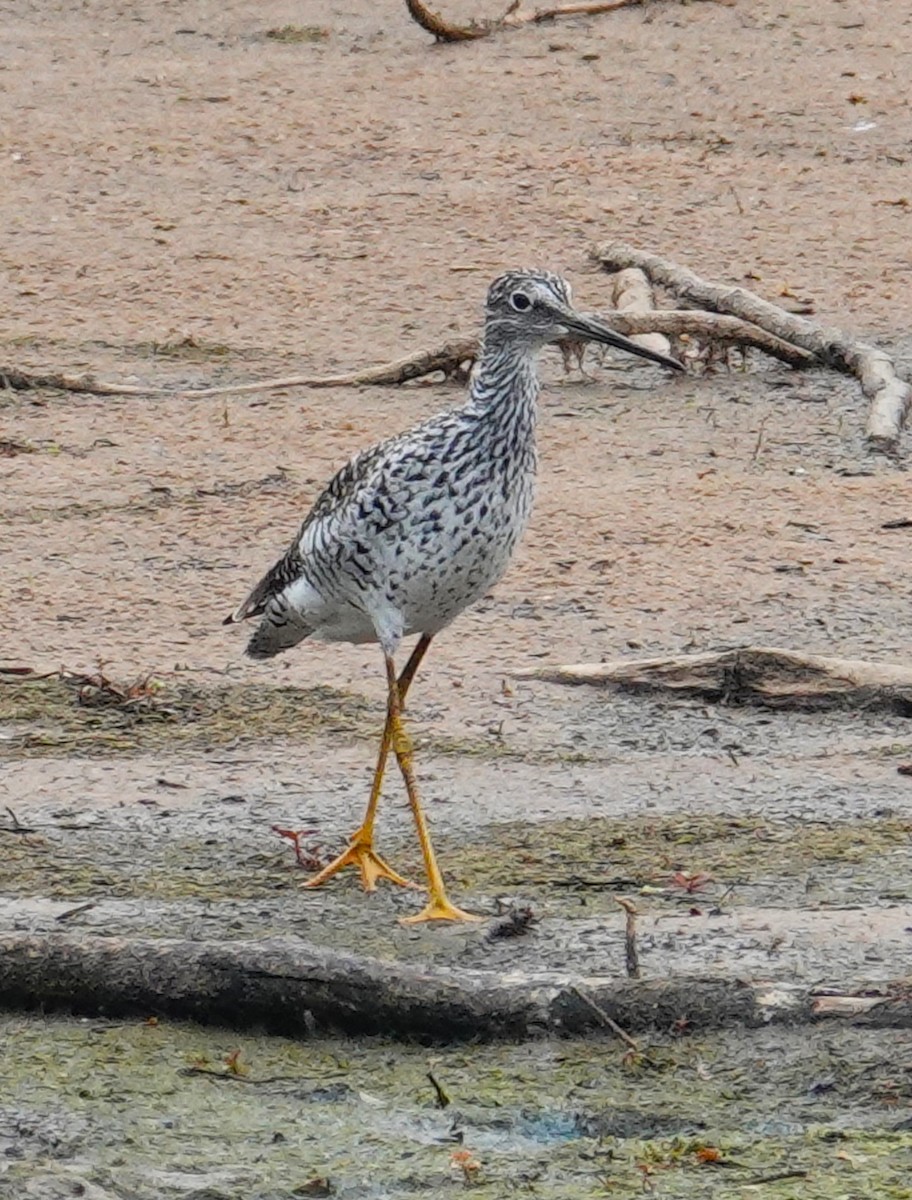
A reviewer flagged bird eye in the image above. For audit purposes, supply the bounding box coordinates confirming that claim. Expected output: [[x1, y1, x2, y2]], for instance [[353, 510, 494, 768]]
[[510, 292, 532, 312]]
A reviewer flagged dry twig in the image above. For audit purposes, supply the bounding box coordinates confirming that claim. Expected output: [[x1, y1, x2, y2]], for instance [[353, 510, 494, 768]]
[[742, 1171, 809, 1187], [593, 241, 912, 449], [0, 807, 36, 836], [405, 0, 718, 43], [569, 985, 639, 1050], [55, 902, 98, 923]]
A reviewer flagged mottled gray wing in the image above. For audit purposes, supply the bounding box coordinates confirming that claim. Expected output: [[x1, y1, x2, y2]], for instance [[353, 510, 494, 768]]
[[224, 439, 392, 625]]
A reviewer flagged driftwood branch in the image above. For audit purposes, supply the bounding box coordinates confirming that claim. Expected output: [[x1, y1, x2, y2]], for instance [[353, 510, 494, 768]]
[[593, 242, 912, 450], [1, 310, 812, 400], [0, 932, 904, 1040], [515, 646, 912, 715]]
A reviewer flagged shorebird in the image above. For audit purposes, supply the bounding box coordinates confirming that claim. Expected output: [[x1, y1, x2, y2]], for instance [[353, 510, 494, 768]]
[[225, 270, 683, 922]]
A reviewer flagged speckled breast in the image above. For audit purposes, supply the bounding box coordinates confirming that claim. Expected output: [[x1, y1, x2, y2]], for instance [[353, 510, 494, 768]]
[[383, 451, 537, 635]]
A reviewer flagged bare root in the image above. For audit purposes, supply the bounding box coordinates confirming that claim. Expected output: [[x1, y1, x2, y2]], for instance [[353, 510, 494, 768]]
[[404, 0, 491, 41], [593, 242, 912, 450], [2, 310, 813, 402], [0, 340, 479, 400], [167, 339, 480, 397], [0, 366, 154, 397]]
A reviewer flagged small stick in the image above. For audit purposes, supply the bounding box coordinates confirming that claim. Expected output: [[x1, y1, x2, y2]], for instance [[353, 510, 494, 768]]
[[570, 985, 639, 1051], [427, 1071, 451, 1108], [55, 902, 98, 923], [0, 807, 36, 836], [615, 897, 640, 979], [178, 1066, 316, 1086], [742, 1169, 808, 1186]]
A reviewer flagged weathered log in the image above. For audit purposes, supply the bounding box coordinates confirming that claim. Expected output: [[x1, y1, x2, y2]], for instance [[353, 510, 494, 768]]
[[1, 932, 907, 1039], [515, 646, 912, 715], [0, 930, 870, 1041], [592, 242, 912, 449]]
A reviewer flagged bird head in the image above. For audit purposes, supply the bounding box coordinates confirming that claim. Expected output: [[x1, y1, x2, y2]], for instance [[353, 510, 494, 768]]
[[484, 269, 684, 372]]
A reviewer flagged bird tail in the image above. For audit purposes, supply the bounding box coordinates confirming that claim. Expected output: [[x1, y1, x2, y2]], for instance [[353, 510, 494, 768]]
[[223, 574, 276, 627], [225, 548, 313, 658], [245, 596, 313, 660]]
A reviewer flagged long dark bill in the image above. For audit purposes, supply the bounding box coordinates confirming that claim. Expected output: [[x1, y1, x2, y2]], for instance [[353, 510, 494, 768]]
[[563, 310, 685, 373]]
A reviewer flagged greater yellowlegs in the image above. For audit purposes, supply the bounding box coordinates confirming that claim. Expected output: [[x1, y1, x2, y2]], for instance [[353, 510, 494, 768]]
[[225, 270, 683, 922]]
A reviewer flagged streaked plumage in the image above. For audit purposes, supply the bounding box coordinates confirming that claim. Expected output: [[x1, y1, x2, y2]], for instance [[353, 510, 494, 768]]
[[226, 270, 683, 922]]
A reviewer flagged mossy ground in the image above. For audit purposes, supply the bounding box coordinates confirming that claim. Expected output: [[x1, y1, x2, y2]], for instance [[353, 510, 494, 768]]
[[444, 812, 912, 896], [0, 672, 368, 756], [4, 651, 912, 1197], [2, 1014, 911, 1199], [0, 672, 499, 759], [4, 781, 910, 916]]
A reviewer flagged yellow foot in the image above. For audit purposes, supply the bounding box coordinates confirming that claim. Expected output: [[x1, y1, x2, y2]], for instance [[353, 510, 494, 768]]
[[302, 840, 417, 892], [400, 895, 482, 924]]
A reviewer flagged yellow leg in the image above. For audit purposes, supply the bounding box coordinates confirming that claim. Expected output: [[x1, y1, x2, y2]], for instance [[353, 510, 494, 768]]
[[302, 636, 431, 893], [383, 652, 480, 924]]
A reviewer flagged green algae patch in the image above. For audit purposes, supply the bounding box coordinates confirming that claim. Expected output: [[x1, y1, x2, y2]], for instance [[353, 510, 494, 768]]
[[1, 837, 284, 903], [264, 24, 330, 43], [0, 671, 374, 759], [0, 671, 513, 764], [2, 1014, 911, 1199], [1, 818, 426, 918], [442, 812, 912, 910]]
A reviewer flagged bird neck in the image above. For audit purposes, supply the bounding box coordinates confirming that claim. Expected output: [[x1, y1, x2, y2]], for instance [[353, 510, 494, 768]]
[[467, 342, 540, 425]]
